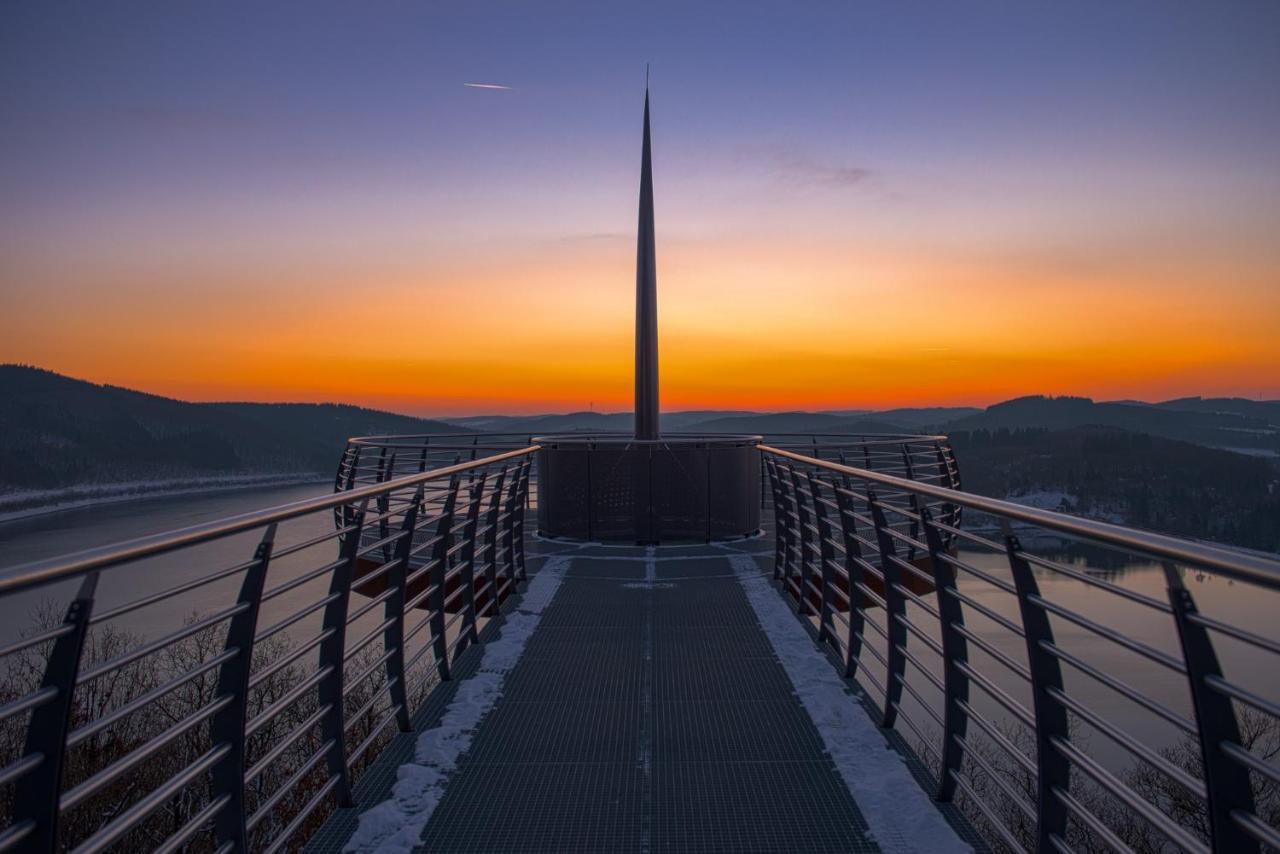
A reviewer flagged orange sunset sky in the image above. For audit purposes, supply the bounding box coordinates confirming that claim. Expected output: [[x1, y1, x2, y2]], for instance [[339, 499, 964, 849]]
[[3, 3, 1278, 416]]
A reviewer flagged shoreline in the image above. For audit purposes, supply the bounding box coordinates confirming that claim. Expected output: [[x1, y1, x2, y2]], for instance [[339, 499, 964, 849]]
[[0, 474, 331, 525]]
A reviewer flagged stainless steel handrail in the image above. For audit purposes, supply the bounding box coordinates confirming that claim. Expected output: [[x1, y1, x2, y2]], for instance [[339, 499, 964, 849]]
[[762, 444, 1280, 589], [762, 443, 1280, 853], [0, 447, 538, 596], [0, 445, 538, 853]]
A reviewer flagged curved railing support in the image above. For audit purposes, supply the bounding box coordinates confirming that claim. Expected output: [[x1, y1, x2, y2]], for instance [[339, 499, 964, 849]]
[[319, 498, 368, 807], [921, 508, 968, 803], [1004, 529, 1070, 851], [868, 488, 907, 729], [210, 524, 276, 852], [1162, 561, 1259, 853], [13, 572, 99, 853]]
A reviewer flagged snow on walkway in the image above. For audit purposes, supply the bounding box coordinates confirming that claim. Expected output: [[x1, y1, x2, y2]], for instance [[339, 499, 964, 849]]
[[344, 555, 569, 853], [730, 554, 971, 854]]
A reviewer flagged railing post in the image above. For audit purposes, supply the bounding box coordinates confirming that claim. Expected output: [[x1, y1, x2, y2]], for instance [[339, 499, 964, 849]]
[[318, 497, 369, 808], [385, 486, 423, 733], [789, 469, 818, 615], [764, 457, 787, 582], [375, 450, 395, 563], [458, 473, 487, 649], [833, 484, 866, 678], [15, 572, 99, 853], [807, 473, 836, 645], [480, 468, 507, 617], [1005, 528, 1070, 852], [867, 488, 907, 729], [514, 458, 532, 582], [428, 475, 460, 683], [1161, 562, 1258, 853], [499, 463, 521, 594], [209, 524, 276, 851], [921, 508, 968, 802], [899, 445, 921, 561]]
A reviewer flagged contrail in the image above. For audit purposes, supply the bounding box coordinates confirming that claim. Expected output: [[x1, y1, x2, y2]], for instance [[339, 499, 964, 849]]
[[463, 82, 513, 90]]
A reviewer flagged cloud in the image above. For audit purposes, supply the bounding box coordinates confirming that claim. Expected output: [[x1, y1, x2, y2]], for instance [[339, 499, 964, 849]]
[[463, 82, 514, 91], [772, 154, 871, 188], [558, 232, 628, 244], [742, 145, 876, 191]]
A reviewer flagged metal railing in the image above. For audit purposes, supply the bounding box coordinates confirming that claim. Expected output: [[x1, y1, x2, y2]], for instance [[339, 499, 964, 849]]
[[762, 444, 1280, 853], [0, 446, 537, 853]]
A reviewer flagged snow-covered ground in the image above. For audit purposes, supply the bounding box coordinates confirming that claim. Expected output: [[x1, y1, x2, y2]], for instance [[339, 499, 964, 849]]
[[731, 554, 971, 853], [344, 556, 568, 854]]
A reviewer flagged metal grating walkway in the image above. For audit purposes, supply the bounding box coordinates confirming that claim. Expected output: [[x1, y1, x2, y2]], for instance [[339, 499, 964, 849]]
[[312, 540, 976, 853]]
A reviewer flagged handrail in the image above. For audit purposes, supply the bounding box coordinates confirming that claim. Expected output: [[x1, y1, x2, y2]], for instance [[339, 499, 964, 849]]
[[0, 446, 539, 596], [762, 444, 1280, 853], [761, 444, 1280, 590], [0, 443, 537, 852]]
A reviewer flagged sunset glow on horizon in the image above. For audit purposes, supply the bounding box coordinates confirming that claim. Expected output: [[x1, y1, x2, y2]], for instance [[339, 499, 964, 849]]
[[3, 3, 1278, 416]]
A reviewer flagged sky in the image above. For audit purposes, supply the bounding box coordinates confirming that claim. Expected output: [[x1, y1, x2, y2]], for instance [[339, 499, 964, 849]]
[[2, 1, 1278, 415]]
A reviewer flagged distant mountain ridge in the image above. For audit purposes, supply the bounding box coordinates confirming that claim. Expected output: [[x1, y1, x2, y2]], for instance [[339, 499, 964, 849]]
[[3, 367, 1277, 539], [0, 366, 466, 496]]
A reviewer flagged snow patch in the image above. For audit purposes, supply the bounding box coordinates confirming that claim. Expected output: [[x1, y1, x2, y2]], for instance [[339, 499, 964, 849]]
[[344, 556, 568, 853], [731, 555, 970, 854]]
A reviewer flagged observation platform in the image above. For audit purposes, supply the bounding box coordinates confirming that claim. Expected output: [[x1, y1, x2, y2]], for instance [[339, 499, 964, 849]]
[[309, 535, 976, 853]]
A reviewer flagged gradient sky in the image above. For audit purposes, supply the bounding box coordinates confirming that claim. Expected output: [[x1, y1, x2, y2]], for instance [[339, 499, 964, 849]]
[[2, 2, 1278, 415]]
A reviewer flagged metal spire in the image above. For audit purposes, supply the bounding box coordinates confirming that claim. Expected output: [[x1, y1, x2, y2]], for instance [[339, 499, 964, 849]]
[[634, 71, 659, 440]]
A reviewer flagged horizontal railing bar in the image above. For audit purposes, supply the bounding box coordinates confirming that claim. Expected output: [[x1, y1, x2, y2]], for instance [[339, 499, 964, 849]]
[[1052, 785, 1136, 854], [262, 773, 340, 854], [1231, 809, 1280, 848], [1049, 735, 1208, 853], [255, 594, 339, 645], [0, 686, 57, 724], [1028, 594, 1186, 673], [245, 739, 334, 832], [244, 703, 330, 784], [1043, 641, 1196, 735], [78, 603, 248, 684], [1187, 610, 1280, 656], [1046, 686, 1206, 800], [762, 445, 1280, 589], [248, 628, 333, 690], [957, 697, 1037, 774], [0, 446, 539, 595], [1020, 551, 1171, 613], [0, 820, 36, 852], [349, 705, 402, 765], [0, 622, 74, 659], [956, 660, 1036, 729], [1205, 675, 1280, 719], [61, 695, 233, 811], [259, 559, 344, 602], [953, 622, 1032, 682], [0, 753, 43, 787], [1221, 740, 1280, 787], [69, 648, 238, 747], [344, 650, 397, 698], [70, 744, 231, 854], [245, 665, 332, 737], [90, 558, 256, 624], [953, 731, 1037, 822], [153, 793, 231, 854], [949, 768, 1030, 854]]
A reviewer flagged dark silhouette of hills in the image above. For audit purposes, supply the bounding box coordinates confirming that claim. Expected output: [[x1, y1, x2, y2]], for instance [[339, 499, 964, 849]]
[[3, 367, 1276, 550], [952, 426, 1280, 552], [0, 365, 464, 493], [944, 395, 1279, 454]]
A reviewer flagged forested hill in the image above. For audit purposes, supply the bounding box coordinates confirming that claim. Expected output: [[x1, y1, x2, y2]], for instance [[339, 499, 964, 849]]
[[0, 366, 466, 494], [952, 427, 1280, 552]]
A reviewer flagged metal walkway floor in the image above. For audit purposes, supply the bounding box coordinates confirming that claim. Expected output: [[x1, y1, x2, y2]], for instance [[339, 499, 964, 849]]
[[312, 541, 971, 853]]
